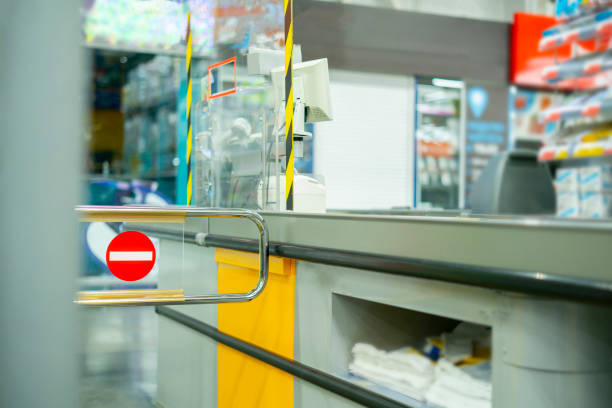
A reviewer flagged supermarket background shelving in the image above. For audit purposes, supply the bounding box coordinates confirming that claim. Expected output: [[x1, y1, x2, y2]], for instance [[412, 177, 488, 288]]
[[538, 8, 612, 51], [415, 80, 461, 210], [87, 48, 184, 205], [535, 1, 612, 219], [538, 2, 612, 162]]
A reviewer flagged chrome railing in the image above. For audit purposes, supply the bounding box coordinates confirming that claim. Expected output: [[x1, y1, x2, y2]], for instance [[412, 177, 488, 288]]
[[75, 206, 268, 306]]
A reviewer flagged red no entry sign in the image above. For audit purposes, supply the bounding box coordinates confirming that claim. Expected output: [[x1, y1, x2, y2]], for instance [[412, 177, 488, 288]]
[[106, 231, 156, 281]]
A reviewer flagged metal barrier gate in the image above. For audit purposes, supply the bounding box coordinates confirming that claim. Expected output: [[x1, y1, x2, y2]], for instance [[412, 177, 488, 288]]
[[75, 206, 269, 307]]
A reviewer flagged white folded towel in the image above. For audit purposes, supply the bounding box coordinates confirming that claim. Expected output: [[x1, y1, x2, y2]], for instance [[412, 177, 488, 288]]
[[349, 343, 435, 401], [435, 359, 491, 399], [349, 360, 428, 400], [424, 359, 491, 408], [349, 343, 492, 408]]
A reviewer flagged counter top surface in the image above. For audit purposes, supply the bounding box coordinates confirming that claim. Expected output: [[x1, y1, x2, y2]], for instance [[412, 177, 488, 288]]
[[205, 211, 612, 282], [265, 210, 612, 231]]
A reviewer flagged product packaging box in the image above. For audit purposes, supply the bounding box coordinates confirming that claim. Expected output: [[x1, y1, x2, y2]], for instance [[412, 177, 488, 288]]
[[579, 192, 612, 219], [578, 165, 612, 192], [556, 191, 580, 217], [555, 168, 580, 191]]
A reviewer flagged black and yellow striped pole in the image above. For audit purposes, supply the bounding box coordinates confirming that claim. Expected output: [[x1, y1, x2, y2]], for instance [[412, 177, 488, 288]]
[[284, 0, 294, 210], [186, 12, 193, 206]]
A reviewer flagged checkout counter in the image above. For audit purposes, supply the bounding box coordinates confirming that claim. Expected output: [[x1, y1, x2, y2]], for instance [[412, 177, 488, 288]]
[[145, 210, 612, 408], [73, 3, 612, 406]]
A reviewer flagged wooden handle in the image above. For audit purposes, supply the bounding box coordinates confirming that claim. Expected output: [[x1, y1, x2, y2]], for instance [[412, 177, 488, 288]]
[[78, 211, 186, 224], [77, 289, 185, 306]]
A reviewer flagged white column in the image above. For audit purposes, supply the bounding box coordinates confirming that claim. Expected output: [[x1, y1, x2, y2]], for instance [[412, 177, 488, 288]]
[[0, 1, 82, 407]]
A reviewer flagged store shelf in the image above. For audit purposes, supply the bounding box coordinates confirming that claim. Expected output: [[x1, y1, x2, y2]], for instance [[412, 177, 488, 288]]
[[541, 94, 612, 122], [543, 72, 612, 91], [417, 106, 456, 117], [544, 7, 612, 35], [417, 140, 457, 157], [537, 5, 612, 172], [122, 95, 178, 115], [539, 9, 612, 51], [555, 118, 612, 138], [538, 139, 612, 161], [84, 41, 210, 59], [542, 51, 612, 82]]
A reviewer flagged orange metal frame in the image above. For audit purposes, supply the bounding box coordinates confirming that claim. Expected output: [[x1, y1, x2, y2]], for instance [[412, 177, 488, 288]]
[[208, 56, 238, 99]]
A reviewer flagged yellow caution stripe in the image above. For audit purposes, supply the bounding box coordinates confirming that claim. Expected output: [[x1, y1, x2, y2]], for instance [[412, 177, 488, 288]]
[[186, 12, 193, 205], [284, 0, 294, 210]]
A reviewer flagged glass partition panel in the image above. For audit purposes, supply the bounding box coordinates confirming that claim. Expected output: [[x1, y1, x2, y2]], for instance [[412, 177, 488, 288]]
[[83, 0, 286, 209]]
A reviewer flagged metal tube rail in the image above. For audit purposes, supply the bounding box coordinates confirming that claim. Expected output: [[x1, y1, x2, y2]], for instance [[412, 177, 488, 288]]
[[118, 224, 612, 304], [156, 305, 416, 408], [75, 206, 269, 306]]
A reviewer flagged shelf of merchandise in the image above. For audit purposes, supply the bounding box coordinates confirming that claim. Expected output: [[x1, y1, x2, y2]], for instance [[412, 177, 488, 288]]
[[539, 8, 612, 51], [540, 95, 612, 122], [122, 95, 178, 116], [537, 3, 612, 177], [538, 4, 612, 90], [542, 51, 612, 82], [84, 41, 211, 59], [538, 138, 612, 161], [555, 117, 612, 138], [544, 71, 612, 90], [416, 106, 456, 117], [417, 140, 456, 157]]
